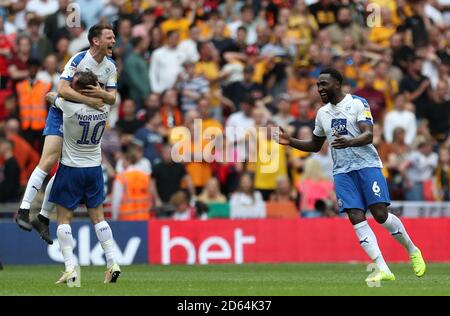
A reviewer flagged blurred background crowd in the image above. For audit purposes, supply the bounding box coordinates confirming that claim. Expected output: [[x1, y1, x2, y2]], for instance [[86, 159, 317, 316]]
[[0, 0, 449, 221]]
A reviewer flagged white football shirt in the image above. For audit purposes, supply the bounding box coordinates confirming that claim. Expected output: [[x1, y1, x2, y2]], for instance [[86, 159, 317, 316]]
[[54, 98, 110, 168], [313, 94, 382, 175], [60, 50, 117, 89]]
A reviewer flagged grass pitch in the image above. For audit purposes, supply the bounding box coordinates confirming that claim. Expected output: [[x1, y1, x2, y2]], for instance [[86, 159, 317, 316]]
[[0, 263, 449, 296]]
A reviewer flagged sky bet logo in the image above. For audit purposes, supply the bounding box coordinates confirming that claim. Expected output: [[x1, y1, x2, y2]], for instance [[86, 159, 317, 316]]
[[331, 119, 348, 136]]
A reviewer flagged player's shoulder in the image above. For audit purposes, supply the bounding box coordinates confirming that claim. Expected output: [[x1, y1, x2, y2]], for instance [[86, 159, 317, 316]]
[[315, 103, 331, 117], [69, 50, 89, 67], [105, 56, 117, 69], [350, 94, 370, 109]]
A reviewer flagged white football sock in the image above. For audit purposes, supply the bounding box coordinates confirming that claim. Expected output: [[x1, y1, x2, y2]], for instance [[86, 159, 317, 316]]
[[95, 221, 116, 268], [354, 221, 391, 274], [39, 175, 56, 219], [20, 167, 48, 210], [382, 213, 417, 255], [57, 224, 76, 272]]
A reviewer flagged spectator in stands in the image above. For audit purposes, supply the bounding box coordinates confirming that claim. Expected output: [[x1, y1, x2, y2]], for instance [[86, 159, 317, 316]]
[[326, 5, 365, 49], [401, 137, 439, 201], [177, 61, 210, 112], [8, 34, 31, 89], [400, 56, 432, 120], [15, 58, 51, 150], [296, 158, 335, 218], [134, 110, 163, 166], [230, 173, 265, 218], [115, 139, 151, 175], [26, 0, 59, 23], [308, 0, 338, 30], [0, 137, 20, 202], [171, 190, 201, 220], [36, 54, 60, 91], [113, 18, 133, 63], [434, 146, 450, 201], [4, 118, 39, 187], [273, 93, 295, 130], [124, 36, 151, 108], [137, 92, 161, 122], [149, 30, 184, 93], [227, 5, 260, 45], [44, 0, 71, 43], [25, 17, 53, 62], [111, 150, 153, 221], [68, 22, 89, 56], [115, 99, 143, 142], [159, 88, 183, 129], [269, 175, 296, 204], [425, 80, 450, 144], [160, 3, 194, 41], [354, 70, 386, 122], [178, 24, 201, 64], [289, 126, 312, 184], [75, 0, 104, 29], [310, 141, 333, 180], [198, 177, 227, 204], [383, 93, 417, 145], [152, 144, 195, 205]]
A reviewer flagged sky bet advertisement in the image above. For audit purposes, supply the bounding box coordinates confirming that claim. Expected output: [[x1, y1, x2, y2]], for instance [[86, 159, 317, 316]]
[[0, 221, 148, 265]]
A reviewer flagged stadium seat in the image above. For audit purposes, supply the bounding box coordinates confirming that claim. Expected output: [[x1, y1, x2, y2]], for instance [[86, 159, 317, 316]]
[[265, 201, 299, 219], [207, 202, 230, 218]]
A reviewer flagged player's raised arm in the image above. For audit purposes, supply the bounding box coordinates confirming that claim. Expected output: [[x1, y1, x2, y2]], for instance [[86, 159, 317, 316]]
[[278, 127, 326, 152]]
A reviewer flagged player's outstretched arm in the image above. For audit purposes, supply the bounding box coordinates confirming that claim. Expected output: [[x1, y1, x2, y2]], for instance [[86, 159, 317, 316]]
[[278, 127, 326, 153]]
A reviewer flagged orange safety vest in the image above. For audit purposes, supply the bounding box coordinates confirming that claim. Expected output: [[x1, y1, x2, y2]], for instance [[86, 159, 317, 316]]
[[16, 79, 51, 130], [116, 169, 151, 221]]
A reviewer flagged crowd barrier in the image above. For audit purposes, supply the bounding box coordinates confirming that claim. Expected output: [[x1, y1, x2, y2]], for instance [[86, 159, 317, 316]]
[[1, 218, 449, 265]]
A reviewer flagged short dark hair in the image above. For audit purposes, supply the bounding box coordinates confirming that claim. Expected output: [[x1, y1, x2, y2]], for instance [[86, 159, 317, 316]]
[[28, 58, 42, 68], [130, 36, 143, 48], [320, 68, 344, 85], [88, 23, 113, 45], [73, 71, 98, 90]]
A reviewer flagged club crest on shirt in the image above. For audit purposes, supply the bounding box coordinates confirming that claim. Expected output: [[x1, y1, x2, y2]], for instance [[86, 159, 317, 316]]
[[331, 118, 348, 135]]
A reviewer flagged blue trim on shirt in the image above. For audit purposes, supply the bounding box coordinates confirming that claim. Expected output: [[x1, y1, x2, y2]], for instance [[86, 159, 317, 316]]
[[71, 50, 88, 67], [60, 76, 72, 81], [357, 120, 373, 125], [351, 94, 370, 108], [106, 56, 117, 69]]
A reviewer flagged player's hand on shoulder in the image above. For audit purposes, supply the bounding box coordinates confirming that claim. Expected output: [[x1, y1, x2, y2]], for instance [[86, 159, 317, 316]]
[[331, 133, 352, 149]]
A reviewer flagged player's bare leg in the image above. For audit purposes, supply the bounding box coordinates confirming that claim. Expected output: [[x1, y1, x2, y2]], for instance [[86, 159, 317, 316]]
[[55, 205, 79, 287], [16, 136, 62, 231], [370, 203, 426, 277], [346, 208, 395, 282], [88, 205, 121, 283]]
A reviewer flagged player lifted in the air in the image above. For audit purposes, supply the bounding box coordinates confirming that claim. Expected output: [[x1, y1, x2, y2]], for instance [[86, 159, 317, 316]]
[[47, 70, 120, 285], [277, 68, 426, 283], [15, 24, 117, 244]]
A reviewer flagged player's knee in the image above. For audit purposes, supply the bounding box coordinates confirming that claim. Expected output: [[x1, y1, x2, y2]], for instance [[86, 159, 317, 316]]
[[370, 206, 388, 223], [346, 209, 365, 225]]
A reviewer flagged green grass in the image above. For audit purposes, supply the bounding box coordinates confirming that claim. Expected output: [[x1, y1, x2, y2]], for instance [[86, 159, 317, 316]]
[[0, 264, 449, 296]]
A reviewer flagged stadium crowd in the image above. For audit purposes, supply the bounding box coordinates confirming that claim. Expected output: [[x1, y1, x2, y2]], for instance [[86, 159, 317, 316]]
[[0, 0, 449, 220]]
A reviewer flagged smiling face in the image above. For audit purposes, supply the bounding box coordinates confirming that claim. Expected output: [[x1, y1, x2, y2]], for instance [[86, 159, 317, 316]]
[[317, 73, 340, 104], [98, 28, 116, 57]]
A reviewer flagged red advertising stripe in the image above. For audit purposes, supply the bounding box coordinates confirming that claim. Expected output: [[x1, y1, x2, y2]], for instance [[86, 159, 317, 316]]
[[148, 218, 450, 264]]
